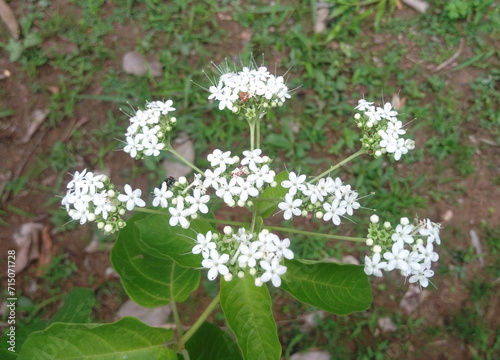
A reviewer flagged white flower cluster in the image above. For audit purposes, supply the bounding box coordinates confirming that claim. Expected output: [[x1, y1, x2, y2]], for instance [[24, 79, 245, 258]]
[[278, 172, 360, 225], [61, 169, 145, 234], [150, 148, 276, 229], [124, 100, 177, 159], [194, 228, 293, 287], [354, 99, 415, 160], [208, 63, 290, 113], [364, 215, 441, 288]]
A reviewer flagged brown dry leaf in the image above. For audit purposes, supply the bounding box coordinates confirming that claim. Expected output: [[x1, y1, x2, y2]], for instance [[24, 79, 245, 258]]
[[470, 229, 484, 267], [0, 0, 20, 40], [20, 109, 50, 144], [12, 222, 44, 272], [116, 300, 172, 326], [314, 7, 329, 34], [399, 284, 430, 314], [391, 93, 406, 110]]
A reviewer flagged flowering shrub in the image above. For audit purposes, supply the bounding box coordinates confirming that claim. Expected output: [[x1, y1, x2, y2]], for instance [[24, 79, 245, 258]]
[[18, 61, 440, 359]]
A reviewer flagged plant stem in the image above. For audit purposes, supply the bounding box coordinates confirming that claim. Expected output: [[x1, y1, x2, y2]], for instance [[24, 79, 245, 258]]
[[248, 119, 255, 150], [170, 298, 184, 340], [166, 146, 204, 175], [200, 217, 251, 228], [134, 207, 166, 215], [177, 293, 220, 350], [266, 225, 367, 242], [311, 148, 366, 183]]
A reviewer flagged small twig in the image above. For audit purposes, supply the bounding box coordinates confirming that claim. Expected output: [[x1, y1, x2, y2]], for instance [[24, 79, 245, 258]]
[[433, 38, 466, 72]]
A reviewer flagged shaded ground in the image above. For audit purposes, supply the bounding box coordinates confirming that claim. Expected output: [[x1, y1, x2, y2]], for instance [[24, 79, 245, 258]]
[[1, 1, 499, 359]]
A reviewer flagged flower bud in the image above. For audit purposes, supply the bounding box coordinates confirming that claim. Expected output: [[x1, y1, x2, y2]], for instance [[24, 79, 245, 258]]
[[97, 222, 105, 229], [212, 232, 219, 240], [224, 273, 233, 282], [108, 190, 116, 198], [271, 181, 277, 188], [87, 213, 96, 222], [249, 267, 257, 276], [400, 217, 410, 226], [354, 113, 361, 120], [246, 200, 254, 207], [238, 271, 245, 279], [191, 213, 198, 219], [255, 277, 263, 287], [119, 208, 126, 215], [366, 238, 374, 246], [170, 117, 177, 124], [416, 238, 424, 245], [375, 150, 382, 157], [237, 200, 245, 207], [233, 156, 240, 163], [373, 245, 382, 253], [301, 210, 308, 217], [178, 177, 187, 185], [370, 214, 379, 223], [224, 226, 233, 235], [104, 224, 113, 233], [315, 211, 323, 219], [383, 221, 391, 229]]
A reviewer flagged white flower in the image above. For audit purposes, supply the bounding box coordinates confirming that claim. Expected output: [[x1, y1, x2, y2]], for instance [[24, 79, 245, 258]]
[[302, 183, 323, 204], [230, 176, 258, 202], [207, 149, 235, 171], [208, 82, 224, 101], [143, 136, 165, 157], [322, 199, 346, 225], [152, 182, 173, 208], [416, 242, 439, 268], [364, 253, 387, 277], [123, 135, 144, 158], [84, 171, 104, 195], [391, 224, 414, 245], [409, 269, 434, 288], [393, 138, 409, 161], [355, 99, 374, 112], [147, 100, 175, 114], [343, 190, 360, 216], [67, 169, 88, 189], [238, 242, 263, 268], [192, 231, 216, 258], [271, 237, 294, 260], [71, 201, 90, 225], [278, 193, 302, 220], [202, 249, 230, 280], [118, 184, 146, 211], [185, 188, 210, 214], [218, 87, 238, 111], [383, 242, 410, 271], [203, 168, 222, 190], [260, 258, 287, 287], [419, 219, 441, 245], [93, 191, 112, 219], [215, 178, 235, 205], [378, 102, 398, 120], [281, 171, 307, 196], [330, 177, 346, 199], [241, 149, 263, 166], [168, 201, 191, 228], [247, 162, 274, 189]]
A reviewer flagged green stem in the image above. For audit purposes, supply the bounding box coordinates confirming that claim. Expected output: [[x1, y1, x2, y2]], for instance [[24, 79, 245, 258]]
[[177, 293, 220, 350], [170, 298, 184, 340], [200, 217, 251, 228], [311, 148, 366, 183], [256, 119, 261, 149], [248, 120, 255, 150], [166, 146, 204, 175], [266, 225, 367, 243], [134, 207, 167, 215]]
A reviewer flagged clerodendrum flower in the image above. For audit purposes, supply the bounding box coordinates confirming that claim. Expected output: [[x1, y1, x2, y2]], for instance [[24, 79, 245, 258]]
[[118, 185, 146, 211], [202, 249, 230, 280]]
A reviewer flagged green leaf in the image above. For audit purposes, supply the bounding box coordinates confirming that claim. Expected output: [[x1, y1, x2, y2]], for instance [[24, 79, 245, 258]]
[[111, 213, 200, 307], [220, 274, 281, 360], [135, 213, 215, 268], [0, 287, 94, 358], [18, 317, 176, 360], [184, 322, 243, 360], [49, 287, 94, 324], [281, 259, 372, 315], [257, 170, 289, 218]]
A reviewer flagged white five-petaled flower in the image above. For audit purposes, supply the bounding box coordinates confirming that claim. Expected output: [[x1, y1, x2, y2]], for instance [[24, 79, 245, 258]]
[[238, 242, 263, 268], [118, 184, 146, 211], [207, 149, 235, 171], [278, 193, 302, 220], [192, 231, 216, 258], [260, 258, 287, 287], [241, 149, 263, 166], [168, 201, 191, 229], [185, 188, 210, 214], [281, 171, 307, 196], [355, 99, 374, 112], [147, 99, 175, 114], [271, 237, 294, 260], [409, 269, 434, 288], [143, 136, 165, 157], [152, 182, 173, 208], [202, 249, 230, 280], [383, 242, 410, 271], [419, 219, 441, 245], [322, 199, 346, 225], [230, 176, 258, 202], [364, 253, 387, 277], [391, 224, 414, 245]]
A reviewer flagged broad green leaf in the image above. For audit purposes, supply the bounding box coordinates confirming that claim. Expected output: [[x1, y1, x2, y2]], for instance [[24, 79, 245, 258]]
[[135, 213, 216, 268], [111, 213, 200, 307], [184, 322, 243, 360], [0, 287, 94, 358], [257, 170, 289, 218], [49, 287, 94, 325], [281, 259, 372, 315], [18, 317, 176, 360], [220, 274, 281, 360]]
